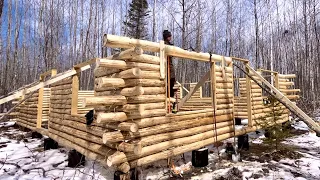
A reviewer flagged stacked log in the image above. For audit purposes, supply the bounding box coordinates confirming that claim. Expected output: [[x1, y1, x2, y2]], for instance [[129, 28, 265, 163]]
[[6, 98, 20, 121], [234, 73, 291, 125], [41, 88, 51, 126], [80, 48, 236, 172], [16, 91, 40, 128], [77, 90, 94, 116], [234, 77, 263, 119], [181, 65, 234, 111], [215, 65, 234, 116], [102, 109, 235, 171], [277, 74, 300, 101], [48, 78, 119, 168]]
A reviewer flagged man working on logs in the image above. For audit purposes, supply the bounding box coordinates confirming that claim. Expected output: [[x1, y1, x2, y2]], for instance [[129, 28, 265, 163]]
[[163, 30, 177, 112]]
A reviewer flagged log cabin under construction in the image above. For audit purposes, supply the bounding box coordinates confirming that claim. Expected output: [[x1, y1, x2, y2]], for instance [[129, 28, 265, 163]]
[[1, 34, 317, 174]]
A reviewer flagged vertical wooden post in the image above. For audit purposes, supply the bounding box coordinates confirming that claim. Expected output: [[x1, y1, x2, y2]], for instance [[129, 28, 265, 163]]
[[199, 86, 203, 98], [245, 62, 252, 127], [274, 72, 279, 89], [159, 41, 168, 114], [48, 69, 56, 114], [37, 69, 57, 128], [36, 75, 45, 128], [21, 89, 26, 105], [51, 69, 57, 77], [71, 68, 80, 116], [159, 41, 166, 80], [210, 61, 217, 114], [230, 62, 235, 133]]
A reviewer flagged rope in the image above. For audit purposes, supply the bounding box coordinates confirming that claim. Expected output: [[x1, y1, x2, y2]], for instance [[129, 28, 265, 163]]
[[209, 52, 220, 159]]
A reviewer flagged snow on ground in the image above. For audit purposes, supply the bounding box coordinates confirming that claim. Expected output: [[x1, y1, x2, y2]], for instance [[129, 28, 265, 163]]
[[1, 118, 320, 180], [0, 124, 113, 180]]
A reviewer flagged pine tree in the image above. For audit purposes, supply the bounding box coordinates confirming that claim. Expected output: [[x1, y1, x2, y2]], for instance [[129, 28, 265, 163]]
[[255, 96, 292, 151], [124, 0, 149, 40]]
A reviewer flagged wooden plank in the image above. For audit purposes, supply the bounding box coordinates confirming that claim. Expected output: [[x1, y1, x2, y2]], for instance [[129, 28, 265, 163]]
[[245, 64, 320, 134], [159, 40, 166, 79], [230, 62, 235, 137], [51, 69, 57, 77], [278, 74, 296, 78], [40, 69, 58, 80], [245, 62, 252, 127], [36, 88, 44, 128], [71, 72, 80, 115], [281, 89, 300, 93], [0, 65, 90, 105], [274, 72, 279, 89], [210, 61, 217, 114], [177, 71, 211, 110]]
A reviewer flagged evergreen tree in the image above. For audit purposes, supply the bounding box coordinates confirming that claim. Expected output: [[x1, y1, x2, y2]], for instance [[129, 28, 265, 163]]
[[255, 96, 292, 151], [124, 0, 149, 39]]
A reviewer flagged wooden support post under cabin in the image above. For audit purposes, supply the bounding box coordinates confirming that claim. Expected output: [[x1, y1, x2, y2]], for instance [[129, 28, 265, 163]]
[[71, 68, 80, 115], [177, 71, 211, 110], [245, 62, 253, 127]]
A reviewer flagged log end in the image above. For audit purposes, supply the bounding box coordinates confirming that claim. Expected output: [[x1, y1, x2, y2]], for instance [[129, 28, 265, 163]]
[[133, 143, 142, 155], [130, 123, 139, 133], [132, 68, 142, 77], [117, 162, 131, 173], [134, 47, 143, 55], [96, 113, 103, 123], [81, 99, 87, 108], [107, 158, 113, 167], [102, 133, 109, 144]]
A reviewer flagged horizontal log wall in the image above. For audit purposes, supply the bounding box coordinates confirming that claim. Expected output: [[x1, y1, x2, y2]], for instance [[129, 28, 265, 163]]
[[234, 72, 299, 123], [42, 88, 51, 123], [278, 74, 299, 101], [94, 54, 236, 171], [77, 91, 94, 116], [47, 78, 120, 169], [180, 63, 233, 111], [16, 91, 42, 128]]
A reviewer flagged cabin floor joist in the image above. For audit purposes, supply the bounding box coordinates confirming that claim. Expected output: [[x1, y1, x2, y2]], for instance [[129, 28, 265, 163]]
[[1, 34, 318, 174]]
